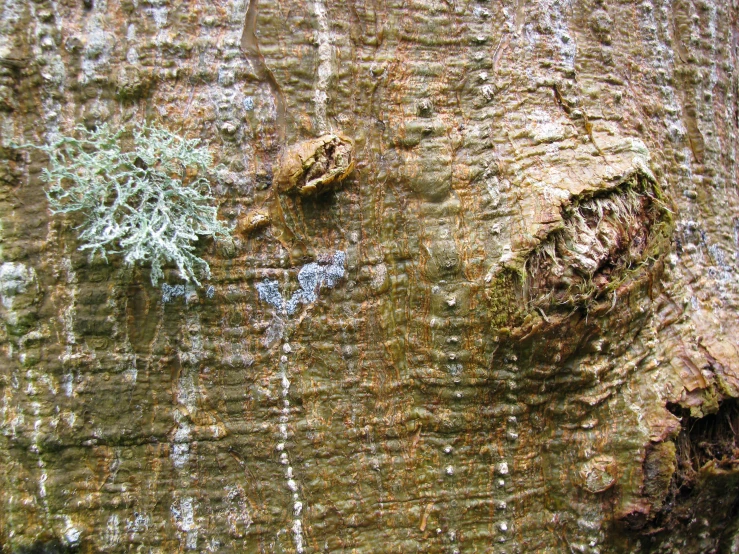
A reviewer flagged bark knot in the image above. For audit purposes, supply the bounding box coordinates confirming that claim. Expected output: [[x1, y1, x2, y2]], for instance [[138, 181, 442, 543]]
[[275, 134, 355, 196], [523, 170, 672, 308]]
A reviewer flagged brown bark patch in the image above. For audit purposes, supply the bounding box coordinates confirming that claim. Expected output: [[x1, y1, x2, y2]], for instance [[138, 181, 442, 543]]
[[274, 134, 355, 196]]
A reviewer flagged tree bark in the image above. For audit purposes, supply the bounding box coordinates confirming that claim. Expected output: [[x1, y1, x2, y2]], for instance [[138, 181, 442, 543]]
[[1, 0, 739, 552]]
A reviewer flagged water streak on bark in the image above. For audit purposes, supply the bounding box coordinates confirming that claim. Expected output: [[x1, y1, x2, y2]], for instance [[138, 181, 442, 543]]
[[241, 0, 286, 143]]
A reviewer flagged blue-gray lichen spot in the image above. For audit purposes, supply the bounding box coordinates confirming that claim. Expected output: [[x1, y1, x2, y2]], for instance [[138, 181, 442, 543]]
[[162, 283, 186, 303], [286, 251, 346, 314], [255, 279, 285, 311], [256, 251, 346, 316]]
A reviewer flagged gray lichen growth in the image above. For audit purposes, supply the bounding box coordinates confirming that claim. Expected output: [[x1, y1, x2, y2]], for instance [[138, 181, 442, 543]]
[[0, 262, 36, 310], [255, 279, 284, 311], [256, 251, 346, 315], [161, 283, 187, 303], [29, 123, 232, 287]]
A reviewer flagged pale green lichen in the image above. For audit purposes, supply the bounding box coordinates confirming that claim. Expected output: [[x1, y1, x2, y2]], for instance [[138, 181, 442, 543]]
[[32, 123, 231, 286]]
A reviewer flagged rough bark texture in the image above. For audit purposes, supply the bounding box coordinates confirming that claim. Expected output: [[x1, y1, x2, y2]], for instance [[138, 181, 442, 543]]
[[1, 0, 739, 552]]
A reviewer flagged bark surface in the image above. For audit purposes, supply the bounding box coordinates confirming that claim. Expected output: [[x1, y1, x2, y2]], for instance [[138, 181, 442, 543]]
[[1, 0, 739, 552]]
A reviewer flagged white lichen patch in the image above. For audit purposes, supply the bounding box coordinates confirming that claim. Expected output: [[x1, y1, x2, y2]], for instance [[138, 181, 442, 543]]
[[370, 263, 388, 292], [0, 262, 36, 314], [171, 314, 202, 470], [80, 11, 114, 86], [171, 496, 198, 550], [312, 0, 334, 133], [104, 514, 121, 548], [256, 251, 346, 316], [271, 347, 306, 553], [528, 109, 567, 144], [122, 367, 138, 385], [224, 485, 253, 537], [292, 519, 305, 553], [523, 0, 576, 70], [62, 518, 82, 546], [125, 511, 150, 536]]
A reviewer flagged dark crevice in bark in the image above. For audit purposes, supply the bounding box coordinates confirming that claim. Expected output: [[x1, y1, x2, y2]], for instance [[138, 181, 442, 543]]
[[630, 399, 739, 548], [667, 399, 739, 477]]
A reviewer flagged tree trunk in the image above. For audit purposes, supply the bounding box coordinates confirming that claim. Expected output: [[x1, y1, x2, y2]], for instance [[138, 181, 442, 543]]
[[1, 0, 739, 552]]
